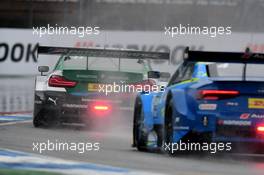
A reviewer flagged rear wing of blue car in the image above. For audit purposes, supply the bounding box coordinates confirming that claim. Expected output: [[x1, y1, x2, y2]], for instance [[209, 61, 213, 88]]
[[184, 47, 264, 64], [38, 46, 170, 60]]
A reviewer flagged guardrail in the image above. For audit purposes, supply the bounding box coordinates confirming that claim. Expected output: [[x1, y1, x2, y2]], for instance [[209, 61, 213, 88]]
[[0, 77, 34, 115]]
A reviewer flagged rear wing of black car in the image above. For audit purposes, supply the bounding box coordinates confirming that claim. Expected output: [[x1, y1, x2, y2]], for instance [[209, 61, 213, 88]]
[[38, 46, 170, 60], [184, 47, 264, 64]]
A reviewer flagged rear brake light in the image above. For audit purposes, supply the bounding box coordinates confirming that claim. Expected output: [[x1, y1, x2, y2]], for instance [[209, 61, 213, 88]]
[[48, 75, 77, 88], [91, 102, 112, 116], [257, 126, 264, 132], [94, 105, 109, 111], [198, 90, 240, 100]]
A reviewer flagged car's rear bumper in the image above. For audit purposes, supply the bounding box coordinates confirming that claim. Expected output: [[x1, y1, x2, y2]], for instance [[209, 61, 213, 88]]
[[213, 122, 264, 143], [212, 136, 264, 143], [34, 90, 135, 123]]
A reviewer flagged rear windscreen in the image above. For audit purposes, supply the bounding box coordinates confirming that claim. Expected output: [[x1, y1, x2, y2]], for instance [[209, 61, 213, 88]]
[[207, 63, 264, 80], [61, 55, 148, 73]]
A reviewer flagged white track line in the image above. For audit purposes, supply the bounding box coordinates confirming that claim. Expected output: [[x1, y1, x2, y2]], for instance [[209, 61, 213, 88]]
[[0, 148, 164, 175], [0, 120, 31, 126]]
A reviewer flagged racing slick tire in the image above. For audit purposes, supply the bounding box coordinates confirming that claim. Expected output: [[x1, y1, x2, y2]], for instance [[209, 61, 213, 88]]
[[164, 98, 213, 155], [164, 99, 175, 154], [133, 98, 148, 151], [33, 109, 59, 128], [164, 98, 189, 155]]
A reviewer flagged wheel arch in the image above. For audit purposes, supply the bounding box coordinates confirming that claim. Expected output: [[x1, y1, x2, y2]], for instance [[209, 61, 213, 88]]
[[164, 89, 190, 144]]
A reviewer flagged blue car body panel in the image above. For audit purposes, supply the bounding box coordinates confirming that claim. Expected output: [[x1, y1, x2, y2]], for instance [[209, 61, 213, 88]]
[[138, 62, 264, 147], [140, 94, 155, 131]]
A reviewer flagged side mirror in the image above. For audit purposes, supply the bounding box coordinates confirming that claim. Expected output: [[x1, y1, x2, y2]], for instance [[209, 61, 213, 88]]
[[148, 71, 160, 79], [137, 59, 144, 64], [38, 66, 49, 76]]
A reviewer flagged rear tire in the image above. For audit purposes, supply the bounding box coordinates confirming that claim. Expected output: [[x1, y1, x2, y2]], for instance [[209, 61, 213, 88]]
[[164, 99, 212, 155], [133, 98, 148, 151], [33, 109, 59, 128], [164, 99, 174, 154], [33, 110, 46, 128]]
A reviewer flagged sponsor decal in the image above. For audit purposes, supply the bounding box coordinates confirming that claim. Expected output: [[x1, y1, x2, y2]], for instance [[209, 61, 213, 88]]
[[199, 104, 217, 110], [105, 75, 129, 81], [257, 89, 264, 94], [175, 117, 180, 123], [62, 104, 87, 108], [173, 126, 190, 130], [0, 43, 38, 63], [240, 113, 250, 120], [218, 120, 252, 126], [77, 74, 98, 79], [203, 116, 208, 126], [47, 97, 58, 105], [226, 102, 239, 106], [240, 113, 264, 119], [248, 98, 264, 109], [88, 83, 107, 92], [88, 83, 99, 91], [242, 52, 264, 60], [251, 114, 264, 119], [253, 54, 264, 59], [34, 100, 42, 105]]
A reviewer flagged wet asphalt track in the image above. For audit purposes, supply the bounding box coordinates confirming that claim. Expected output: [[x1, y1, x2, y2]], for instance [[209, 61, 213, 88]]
[[0, 113, 263, 175]]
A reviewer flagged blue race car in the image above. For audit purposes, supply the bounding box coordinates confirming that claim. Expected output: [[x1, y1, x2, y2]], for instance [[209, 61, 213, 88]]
[[132, 48, 264, 154]]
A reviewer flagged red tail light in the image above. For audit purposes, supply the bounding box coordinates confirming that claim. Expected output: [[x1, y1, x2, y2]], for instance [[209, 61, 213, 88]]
[[198, 90, 240, 100], [91, 102, 112, 116], [48, 75, 77, 88], [257, 125, 264, 139], [94, 105, 109, 111], [257, 126, 264, 133]]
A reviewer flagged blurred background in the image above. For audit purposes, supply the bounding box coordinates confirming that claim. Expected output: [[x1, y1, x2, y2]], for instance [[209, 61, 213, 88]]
[[0, 0, 264, 114], [1, 0, 264, 31]]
